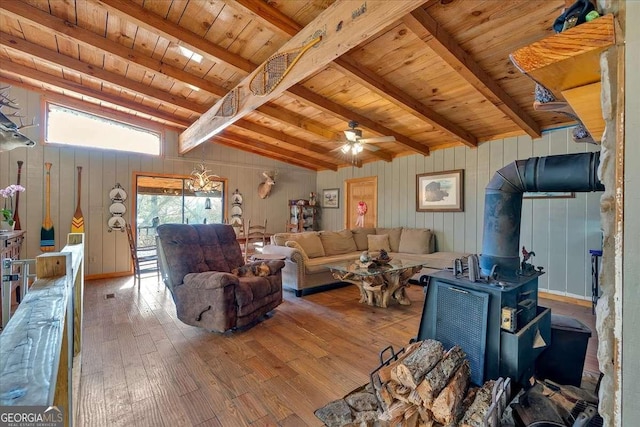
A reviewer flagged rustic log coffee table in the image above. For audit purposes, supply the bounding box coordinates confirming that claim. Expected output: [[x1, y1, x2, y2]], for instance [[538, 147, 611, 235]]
[[328, 259, 424, 308]]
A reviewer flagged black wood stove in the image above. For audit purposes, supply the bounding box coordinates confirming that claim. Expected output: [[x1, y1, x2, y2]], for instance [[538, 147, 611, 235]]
[[417, 152, 604, 386]]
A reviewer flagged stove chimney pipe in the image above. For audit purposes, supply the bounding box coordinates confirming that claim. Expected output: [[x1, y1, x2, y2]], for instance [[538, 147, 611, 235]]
[[480, 152, 603, 280]]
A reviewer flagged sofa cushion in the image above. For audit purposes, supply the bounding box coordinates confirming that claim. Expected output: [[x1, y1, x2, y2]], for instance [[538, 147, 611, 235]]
[[368, 234, 391, 253], [398, 228, 434, 254], [285, 232, 325, 258], [351, 227, 376, 251], [320, 230, 358, 255], [376, 227, 402, 252]]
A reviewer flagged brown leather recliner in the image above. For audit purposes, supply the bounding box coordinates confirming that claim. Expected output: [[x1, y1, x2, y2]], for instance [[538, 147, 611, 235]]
[[156, 223, 284, 332]]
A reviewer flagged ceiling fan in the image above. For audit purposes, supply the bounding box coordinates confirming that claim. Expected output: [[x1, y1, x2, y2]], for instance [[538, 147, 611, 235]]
[[330, 120, 396, 156]]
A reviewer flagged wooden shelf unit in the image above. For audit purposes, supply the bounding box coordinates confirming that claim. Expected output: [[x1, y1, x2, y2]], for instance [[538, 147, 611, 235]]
[[510, 14, 616, 142], [287, 200, 318, 232]]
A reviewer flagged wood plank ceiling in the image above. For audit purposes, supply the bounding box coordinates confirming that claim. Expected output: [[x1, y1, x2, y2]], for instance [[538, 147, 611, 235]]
[[0, 0, 571, 171]]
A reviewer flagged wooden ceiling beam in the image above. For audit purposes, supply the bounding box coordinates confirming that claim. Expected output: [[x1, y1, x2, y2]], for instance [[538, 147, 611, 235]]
[[40, 91, 180, 132], [0, 0, 227, 97], [235, 118, 390, 164], [403, 8, 542, 139], [214, 136, 317, 170], [0, 61, 191, 128], [0, 32, 208, 115], [234, 119, 340, 161], [332, 56, 477, 147], [287, 85, 430, 156], [229, 0, 447, 152], [256, 103, 340, 141], [215, 133, 332, 171], [228, 0, 301, 38], [95, 0, 255, 73], [96, 0, 417, 158], [179, 0, 427, 153]]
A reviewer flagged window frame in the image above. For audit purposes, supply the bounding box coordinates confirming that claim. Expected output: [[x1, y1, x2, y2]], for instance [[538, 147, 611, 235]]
[[43, 98, 164, 155]]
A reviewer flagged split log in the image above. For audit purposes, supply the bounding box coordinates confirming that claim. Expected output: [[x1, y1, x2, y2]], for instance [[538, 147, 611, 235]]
[[460, 380, 495, 427], [417, 407, 434, 427], [314, 399, 353, 427], [376, 341, 422, 384], [394, 340, 445, 389], [376, 382, 395, 412], [387, 380, 413, 403], [431, 361, 470, 425], [416, 345, 466, 407], [404, 405, 419, 427], [378, 400, 412, 422]]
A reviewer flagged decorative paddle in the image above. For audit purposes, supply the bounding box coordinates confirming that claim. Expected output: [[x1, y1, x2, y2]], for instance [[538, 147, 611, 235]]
[[12, 160, 23, 230], [40, 162, 55, 252], [71, 166, 84, 233]]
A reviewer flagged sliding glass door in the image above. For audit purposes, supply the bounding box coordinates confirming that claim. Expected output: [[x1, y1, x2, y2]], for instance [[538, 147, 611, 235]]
[[134, 173, 227, 246]]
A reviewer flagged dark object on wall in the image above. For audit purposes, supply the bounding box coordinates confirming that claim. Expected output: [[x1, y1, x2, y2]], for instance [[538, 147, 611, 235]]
[[553, 0, 596, 33], [535, 314, 592, 387], [480, 152, 604, 280]]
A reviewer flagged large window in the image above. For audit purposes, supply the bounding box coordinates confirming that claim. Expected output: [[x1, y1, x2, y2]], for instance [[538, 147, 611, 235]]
[[45, 103, 161, 155], [135, 173, 227, 246]]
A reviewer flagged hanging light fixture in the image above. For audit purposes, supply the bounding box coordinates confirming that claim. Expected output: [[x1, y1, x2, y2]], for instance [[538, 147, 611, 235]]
[[340, 142, 364, 155], [188, 163, 221, 196]]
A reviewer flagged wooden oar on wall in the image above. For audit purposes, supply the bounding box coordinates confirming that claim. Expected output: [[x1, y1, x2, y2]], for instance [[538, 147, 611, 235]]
[[12, 160, 23, 230], [40, 162, 55, 252], [71, 166, 84, 233]]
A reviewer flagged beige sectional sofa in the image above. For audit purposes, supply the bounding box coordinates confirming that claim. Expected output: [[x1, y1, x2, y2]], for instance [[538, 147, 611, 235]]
[[261, 227, 467, 296]]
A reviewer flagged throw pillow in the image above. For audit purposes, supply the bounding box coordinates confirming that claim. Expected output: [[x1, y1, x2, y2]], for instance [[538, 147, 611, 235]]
[[375, 227, 402, 252], [320, 230, 358, 255], [285, 241, 310, 262], [398, 228, 433, 254], [351, 227, 376, 251], [368, 234, 391, 253], [286, 232, 325, 258]]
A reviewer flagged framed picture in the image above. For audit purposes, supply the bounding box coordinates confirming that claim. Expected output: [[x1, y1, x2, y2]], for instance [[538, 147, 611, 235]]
[[523, 191, 575, 199], [322, 188, 340, 208], [416, 169, 464, 212]]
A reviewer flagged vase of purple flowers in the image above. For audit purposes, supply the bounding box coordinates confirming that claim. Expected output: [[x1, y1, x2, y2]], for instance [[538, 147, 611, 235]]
[[1, 184, 26, 230]]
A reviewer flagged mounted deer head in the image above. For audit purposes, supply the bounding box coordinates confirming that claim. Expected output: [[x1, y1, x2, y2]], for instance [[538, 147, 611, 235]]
[[0, 87, 38, 152], [257, 170, 277, 199]]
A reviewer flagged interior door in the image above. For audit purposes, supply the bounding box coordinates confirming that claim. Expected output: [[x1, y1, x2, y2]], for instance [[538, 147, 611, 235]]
[[345, 176, 377, 229]]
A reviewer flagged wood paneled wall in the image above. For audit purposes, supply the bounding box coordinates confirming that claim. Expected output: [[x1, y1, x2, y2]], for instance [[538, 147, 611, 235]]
[[0, 87, 601, 298], [317, 130, 601, 300], [0, 87, 316, 277]]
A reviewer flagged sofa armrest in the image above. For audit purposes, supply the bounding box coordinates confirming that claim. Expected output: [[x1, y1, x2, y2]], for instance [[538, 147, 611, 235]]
[[183, 271, 239, 290], [262, 245, 306, 265]]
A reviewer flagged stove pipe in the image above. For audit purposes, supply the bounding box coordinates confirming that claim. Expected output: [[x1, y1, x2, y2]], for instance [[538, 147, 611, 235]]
[[480, 152, 603, 280]]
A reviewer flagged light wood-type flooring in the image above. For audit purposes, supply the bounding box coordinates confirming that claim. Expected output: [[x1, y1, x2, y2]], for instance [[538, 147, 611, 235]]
[[78, 275, 599, 426]]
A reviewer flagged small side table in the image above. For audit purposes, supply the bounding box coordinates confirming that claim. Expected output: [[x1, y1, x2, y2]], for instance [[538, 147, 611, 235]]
[[590, 249, 602, 315]]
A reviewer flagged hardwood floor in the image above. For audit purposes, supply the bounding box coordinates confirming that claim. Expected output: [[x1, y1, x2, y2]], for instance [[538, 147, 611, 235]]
[[78, 275, 599, 426]]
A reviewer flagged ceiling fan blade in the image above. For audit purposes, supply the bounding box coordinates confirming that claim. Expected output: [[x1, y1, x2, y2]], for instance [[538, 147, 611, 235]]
[[362, 144, 379, 152], [359, 136, 395, 144]]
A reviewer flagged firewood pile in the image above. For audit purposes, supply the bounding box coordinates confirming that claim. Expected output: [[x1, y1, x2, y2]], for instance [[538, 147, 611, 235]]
[[315, 339, 506, 427]]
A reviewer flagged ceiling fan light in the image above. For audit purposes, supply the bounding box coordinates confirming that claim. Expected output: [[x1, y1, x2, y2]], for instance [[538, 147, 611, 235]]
[[354, 143, 364, 154], [341, 144, 351, 154]]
